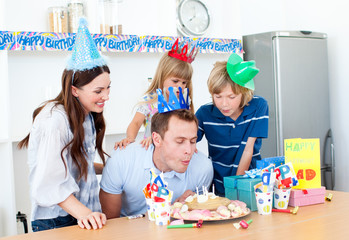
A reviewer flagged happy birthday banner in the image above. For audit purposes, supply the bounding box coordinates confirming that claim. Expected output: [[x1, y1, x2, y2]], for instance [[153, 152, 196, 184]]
[[284, 138, 321, 189], [0, 31, 243, 53]]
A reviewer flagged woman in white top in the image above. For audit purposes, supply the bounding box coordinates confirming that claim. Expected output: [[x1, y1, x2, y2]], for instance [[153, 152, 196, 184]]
[[18, 18, 111, 232]]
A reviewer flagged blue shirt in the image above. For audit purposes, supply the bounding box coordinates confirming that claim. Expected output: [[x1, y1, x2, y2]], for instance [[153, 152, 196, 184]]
[[195, 96, 269, 196], [100, 144, 213, 217]]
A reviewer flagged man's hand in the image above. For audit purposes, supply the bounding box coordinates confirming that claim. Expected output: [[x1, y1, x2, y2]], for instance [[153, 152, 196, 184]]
[[173, 190, 195, 203]]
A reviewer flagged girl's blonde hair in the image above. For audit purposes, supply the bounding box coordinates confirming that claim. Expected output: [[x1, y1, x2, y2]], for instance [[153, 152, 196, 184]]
[[207, 61, 253, 108], [144, 53, 194, 112]]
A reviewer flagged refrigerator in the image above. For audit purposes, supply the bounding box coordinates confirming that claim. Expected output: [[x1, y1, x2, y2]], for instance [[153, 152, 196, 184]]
[[243, 31, 334, 190]]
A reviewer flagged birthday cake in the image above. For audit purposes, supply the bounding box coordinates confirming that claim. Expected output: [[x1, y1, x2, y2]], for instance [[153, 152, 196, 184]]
[[185, 193, 231, 211], [171, 192, 250, 221]]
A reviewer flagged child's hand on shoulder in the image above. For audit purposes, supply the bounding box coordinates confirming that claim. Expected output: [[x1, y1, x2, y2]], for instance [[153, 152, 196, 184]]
[[140, 136, 152, 150], [114, 137, 135, 150]]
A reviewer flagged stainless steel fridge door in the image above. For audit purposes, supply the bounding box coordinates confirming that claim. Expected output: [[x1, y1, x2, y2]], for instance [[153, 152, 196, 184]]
[[273, 35, 329, 150], [275, 34, 332, 189]]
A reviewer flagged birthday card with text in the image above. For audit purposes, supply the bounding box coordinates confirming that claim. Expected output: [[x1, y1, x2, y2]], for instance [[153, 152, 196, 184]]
[[284, 138, 321, 189]]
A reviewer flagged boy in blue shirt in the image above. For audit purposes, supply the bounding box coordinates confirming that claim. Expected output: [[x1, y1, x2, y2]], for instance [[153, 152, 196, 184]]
[[196, 53, 269, 196]]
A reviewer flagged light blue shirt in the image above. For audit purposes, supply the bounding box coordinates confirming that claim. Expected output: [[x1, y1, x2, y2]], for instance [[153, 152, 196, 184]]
[[100, 143, 213, 217]]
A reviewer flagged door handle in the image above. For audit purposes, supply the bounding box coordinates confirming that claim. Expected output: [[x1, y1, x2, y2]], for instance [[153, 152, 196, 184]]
[[330, 143, 335, 189]]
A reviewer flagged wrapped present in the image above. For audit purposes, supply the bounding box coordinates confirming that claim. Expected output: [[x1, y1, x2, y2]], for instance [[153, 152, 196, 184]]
[[256, 156, 285, 169], [288, 186, 326, 207], [224, 176, 262, 211], [223, 176, 244, 200]]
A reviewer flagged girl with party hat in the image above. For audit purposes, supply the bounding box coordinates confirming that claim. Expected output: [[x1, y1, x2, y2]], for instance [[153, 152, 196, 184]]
[[114, 39, 196, 150], [18, 19, 110, 231], [195, 53, 269, 196]]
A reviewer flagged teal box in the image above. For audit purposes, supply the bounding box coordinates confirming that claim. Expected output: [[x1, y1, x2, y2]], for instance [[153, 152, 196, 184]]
[[224, 176, 262, 211], [237, 178, 261, 211], [223, 176, 244, 200]]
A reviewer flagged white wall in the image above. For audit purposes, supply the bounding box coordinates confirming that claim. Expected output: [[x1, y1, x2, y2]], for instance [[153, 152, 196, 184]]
[[5, 0, 241, 38], [0, 0, 17, 236], [239, 0, 349, 191]]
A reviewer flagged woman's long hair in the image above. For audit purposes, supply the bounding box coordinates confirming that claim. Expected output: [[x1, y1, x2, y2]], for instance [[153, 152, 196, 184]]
[[18, 66, 110, 180]]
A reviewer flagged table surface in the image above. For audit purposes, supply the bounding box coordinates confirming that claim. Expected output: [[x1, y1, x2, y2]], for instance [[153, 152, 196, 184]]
[[2, 190, 347, 240]]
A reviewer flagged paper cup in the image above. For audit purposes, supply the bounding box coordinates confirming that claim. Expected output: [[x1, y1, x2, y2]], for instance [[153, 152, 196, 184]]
[[255, 192, 273, 215], [273, 188, 291, 209], [153, 201, 171, 226], [146, 198, 155, 221]]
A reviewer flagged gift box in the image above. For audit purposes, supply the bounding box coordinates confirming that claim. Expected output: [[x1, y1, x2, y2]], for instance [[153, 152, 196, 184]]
[[288, 186, 326, 207], [256, 156, 285, 169], [224, 176, 262, 211], [223, 176, 244, 200]]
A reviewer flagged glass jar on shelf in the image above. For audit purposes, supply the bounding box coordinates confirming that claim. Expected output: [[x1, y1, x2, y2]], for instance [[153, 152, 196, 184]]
[[68, 0, 85, 33], [98, 0, 119, 34], [48, 6, 68, 33]]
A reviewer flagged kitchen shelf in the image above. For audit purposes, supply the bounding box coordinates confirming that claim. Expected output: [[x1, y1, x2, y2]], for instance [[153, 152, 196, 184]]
[[0, 31, 242, 54]]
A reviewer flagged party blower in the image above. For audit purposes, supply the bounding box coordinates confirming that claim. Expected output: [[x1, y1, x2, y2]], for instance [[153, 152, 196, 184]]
[[272, 206, 299, 214], [233, 219, 253, 229], [167, 220, 203, 229]]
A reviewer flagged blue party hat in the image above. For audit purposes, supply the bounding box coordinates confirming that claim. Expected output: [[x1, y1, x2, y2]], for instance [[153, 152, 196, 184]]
[[66, 18, 106, 71], [157, 87, 190, 113]]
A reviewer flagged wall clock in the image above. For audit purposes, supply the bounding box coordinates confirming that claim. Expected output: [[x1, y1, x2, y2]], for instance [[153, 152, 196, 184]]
[[177, 0, 210, 37]]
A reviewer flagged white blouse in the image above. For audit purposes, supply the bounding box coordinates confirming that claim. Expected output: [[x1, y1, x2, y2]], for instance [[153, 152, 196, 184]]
[[27, 102, 100, 221]]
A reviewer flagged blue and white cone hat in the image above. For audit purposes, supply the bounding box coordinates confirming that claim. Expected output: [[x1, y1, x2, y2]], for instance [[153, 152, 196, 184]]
[[66, 18, 106, 71]]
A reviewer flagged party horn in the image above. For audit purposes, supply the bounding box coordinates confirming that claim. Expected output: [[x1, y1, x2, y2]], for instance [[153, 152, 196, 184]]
[[233, 219, 252, 229], [272, 206, 299, 214], [167, 220, 203, 229], [240, 219, 253, 229]]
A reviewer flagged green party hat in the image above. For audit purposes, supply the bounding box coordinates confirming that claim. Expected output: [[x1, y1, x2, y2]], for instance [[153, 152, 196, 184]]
[[226, 53, 259, 90]]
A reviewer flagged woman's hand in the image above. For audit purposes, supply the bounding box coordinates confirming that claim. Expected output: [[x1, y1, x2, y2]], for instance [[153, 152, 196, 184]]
[[59, 195, 107, 230], [140, 136, 152, 150], [78, 212, 107, 230], [114, 137, 135, 150]]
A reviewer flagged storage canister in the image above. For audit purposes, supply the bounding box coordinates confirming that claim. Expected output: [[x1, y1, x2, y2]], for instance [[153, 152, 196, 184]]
[[48, 6, 68, 33], [68, 0, 85, 33]]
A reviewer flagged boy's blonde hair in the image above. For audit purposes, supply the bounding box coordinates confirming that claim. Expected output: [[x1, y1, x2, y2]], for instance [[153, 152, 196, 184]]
[[144, 53, 194, 112], [207, 61, 253, 108]]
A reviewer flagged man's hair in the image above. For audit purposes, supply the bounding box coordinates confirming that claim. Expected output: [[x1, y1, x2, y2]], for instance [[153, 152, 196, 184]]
[[151, 109, 198, 138]]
